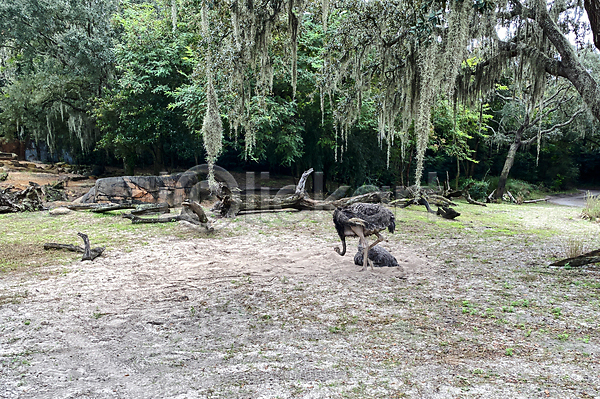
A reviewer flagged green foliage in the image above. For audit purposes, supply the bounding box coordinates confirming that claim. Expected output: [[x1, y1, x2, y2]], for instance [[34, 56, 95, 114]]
[[93, 1, 196, 173], [462, 178, 490, 201], [0, 0, 117, 159]]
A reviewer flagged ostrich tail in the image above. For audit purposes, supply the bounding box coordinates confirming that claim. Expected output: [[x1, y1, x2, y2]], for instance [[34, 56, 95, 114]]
[[388, 217, 396, 233]]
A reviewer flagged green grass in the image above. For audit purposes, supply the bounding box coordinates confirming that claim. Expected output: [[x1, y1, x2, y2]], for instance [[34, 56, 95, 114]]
[[0, 209, 180, 273]]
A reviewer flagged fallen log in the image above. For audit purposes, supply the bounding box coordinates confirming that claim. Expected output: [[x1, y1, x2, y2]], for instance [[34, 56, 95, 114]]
[[91, 203, 135, 213], [130, 202, 170, 215], [237, 208, 301, 215], [506, 190, 518, 204], [122, 201, 213, 232], [123, 213, 195, 224], [522, 198, 549, 204], [550, 249, 600, 267], [465, 192, 487, 207], [182, 200, 208, 223], [0, 183, 45, 212], [44, 232, 105, 261], [437, 205, 461, 219], [212, 168, 392, 217]]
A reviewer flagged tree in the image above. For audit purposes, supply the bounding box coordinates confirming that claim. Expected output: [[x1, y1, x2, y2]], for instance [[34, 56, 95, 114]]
[[93, 1, 195, 174], [491, 79, 586, 198], [0, 0, 117, 160], [431, 100, 492, 188]]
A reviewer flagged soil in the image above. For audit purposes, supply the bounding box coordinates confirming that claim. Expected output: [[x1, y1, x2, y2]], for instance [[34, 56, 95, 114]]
[[2, 176, 600, 398]]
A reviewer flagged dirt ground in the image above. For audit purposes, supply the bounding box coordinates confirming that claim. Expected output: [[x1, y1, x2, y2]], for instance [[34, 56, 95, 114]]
[[2, 186, 600, 398]]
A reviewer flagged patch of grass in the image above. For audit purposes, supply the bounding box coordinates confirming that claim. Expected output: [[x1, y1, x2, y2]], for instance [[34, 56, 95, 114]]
[[557, 333, 569, 342], [562, 237, 585, 259], [582, 192, 600, 221], [0, 210, 180, 273]]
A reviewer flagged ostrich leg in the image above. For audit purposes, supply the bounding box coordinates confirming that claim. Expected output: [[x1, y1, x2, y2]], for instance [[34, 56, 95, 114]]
[[351, 226, 371, 271], [368, 232, 386, 250], [362, 237, 372, 271]]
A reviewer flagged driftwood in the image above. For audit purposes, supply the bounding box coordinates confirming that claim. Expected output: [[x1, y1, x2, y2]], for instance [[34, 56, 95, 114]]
[[182, 200, 208, 223], [437, 205, 461, 219], [506, 190, 518, 204], [0, 183, 45, 213], [212, 168, 391, 217], [237, 190, 391, 212], [550, 249, 600, 267], [523, 198, 549, 204], [44, 232, 105, 261], [91, 203, 136, 213], [68, 202, 170, 215], [122, 200, 213, 232], [238, 208, 301, 215], [130, 203, 170, 215], [465, 192, 487, 206], [123, 213, 196, 224], [390, 196, 438, 214]]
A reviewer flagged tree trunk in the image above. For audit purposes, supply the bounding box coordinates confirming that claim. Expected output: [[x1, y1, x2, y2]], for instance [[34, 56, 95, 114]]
[[537, 2, 600, 122], [496, 141, 521, 199], [584, 0, 600, 50]]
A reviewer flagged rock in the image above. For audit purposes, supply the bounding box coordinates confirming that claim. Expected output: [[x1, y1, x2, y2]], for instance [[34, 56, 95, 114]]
[[328, 185, 351, 200], [49, 207, 72, 216], [177, 220, 213, 233], [353, 185, 380, 196]]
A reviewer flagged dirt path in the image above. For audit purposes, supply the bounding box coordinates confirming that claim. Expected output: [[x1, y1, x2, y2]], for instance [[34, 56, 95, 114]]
[[2, 205, 600, 398], [547, 189, 600, 207]]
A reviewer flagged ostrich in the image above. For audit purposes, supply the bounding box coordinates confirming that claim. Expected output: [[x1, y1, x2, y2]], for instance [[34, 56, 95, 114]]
[[333, 203, 396, 271], [354, 243, 400, 268]]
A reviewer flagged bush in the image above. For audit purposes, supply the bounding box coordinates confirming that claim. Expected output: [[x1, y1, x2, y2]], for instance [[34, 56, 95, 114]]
[[462, 178, 490, 201]]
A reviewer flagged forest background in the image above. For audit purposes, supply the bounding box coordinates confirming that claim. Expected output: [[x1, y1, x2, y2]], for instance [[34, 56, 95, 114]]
[[1, 0, 599, 197]]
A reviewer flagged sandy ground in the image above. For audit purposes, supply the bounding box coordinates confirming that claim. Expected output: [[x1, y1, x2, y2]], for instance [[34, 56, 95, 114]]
[[2, 196, 600, 398]]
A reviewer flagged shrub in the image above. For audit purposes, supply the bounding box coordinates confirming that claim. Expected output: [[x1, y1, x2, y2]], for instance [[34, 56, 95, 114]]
[[463, 179, 490, 201], [582, 192, 600, 221]]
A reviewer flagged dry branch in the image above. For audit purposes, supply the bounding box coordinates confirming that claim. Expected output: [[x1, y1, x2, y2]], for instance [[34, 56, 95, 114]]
[[523, 198, 549, 204], [130, 203, 170, 215], [550, 249, 600, 267], [44, 232, 105, 261]]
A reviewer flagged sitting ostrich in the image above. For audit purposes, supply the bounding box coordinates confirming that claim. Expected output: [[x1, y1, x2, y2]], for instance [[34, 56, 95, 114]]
[[354, 243, 400, 268], [333, 203, 396, 271]]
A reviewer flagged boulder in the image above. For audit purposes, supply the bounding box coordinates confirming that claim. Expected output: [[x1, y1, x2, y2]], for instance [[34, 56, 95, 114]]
[[49, 207, 72, 216], [79, 165, 239, 206]]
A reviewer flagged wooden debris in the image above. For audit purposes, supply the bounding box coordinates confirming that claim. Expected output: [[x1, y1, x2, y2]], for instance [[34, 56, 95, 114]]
[[130, 203, 170, 215], [90, 203, 135, 213], [0, 183, 45, 213], [550, 249, 600, 267], [44, 232, 105, 261], [523, 198, 549, 204], [437, 205, 461, 219], [211, 168, 392, 217]]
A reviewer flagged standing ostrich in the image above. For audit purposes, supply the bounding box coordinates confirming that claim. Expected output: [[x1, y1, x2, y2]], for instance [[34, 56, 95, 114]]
[[333, 203, 396, 271]]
